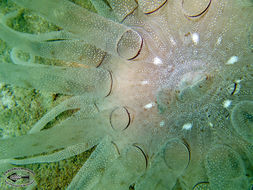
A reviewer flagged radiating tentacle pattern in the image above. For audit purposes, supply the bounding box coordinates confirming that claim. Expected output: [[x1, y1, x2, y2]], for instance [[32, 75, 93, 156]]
[[0, 0, 252, 189]]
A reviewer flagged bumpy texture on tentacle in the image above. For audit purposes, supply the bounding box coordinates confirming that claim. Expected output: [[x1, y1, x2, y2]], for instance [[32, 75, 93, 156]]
[[0, 0, 252, 189], [0, 63, 111, 96], [12, 0, 140, 58], [28, 96, 96, 134], [205, 145, 248, 190], [231, 100, 253, 143], [93, 144, 147, 190], [67, 136, 119, 190]]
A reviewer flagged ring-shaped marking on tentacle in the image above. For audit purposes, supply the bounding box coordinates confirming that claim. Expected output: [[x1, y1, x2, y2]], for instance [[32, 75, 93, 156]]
[[133, 143, 148, 169], [182, 138, 191, 168], [111, 141, 121, 155], [94, 102, 100, 112], [182, 0, 212, 19], [110, 106, 131, 131], [163, 139, 190, 173], [105, 70, 114, 97], [117, 30, 144, 60], [143, 0, 168, 15], [192, 181, 210, 190], [121, 5, 138, 23], [96, 53, 107, 68], [105, 0, 138, 23], [128, 37, 143, 60], [230, 82, 238, 95]]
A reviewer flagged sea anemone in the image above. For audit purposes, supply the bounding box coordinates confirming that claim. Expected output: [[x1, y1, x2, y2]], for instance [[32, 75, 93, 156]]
[[0, 0, 252, 189]]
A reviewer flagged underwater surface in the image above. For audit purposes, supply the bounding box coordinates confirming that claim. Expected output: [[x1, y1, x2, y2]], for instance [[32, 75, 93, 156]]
[[0, 0, 252, 189]]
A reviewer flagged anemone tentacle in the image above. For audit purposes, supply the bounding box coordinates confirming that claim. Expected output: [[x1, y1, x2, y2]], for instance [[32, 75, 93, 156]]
[[0, 0, 252, 189], [67, 136, 119, 190], [0, 142, 89, 165], [28, 96, 96, 134], [12, 0, 141, 58], [0, 63, 112, 96]]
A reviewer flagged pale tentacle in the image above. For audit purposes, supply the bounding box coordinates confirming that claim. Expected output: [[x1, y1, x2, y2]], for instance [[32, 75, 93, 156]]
[[28, 96, 96, 134], [0, 20, 105, 66], [136, 139, 190, 190], [92, 144, 147, 190], [67, 136, 119, 190], [90, 0, 117, 21], [137, 0, 168, 14], [0, 63, 112, 96], [231, 100, 253, 143], [1, 11, 78, 40], [11, 0, 141, 58], [106, 0, 138, 22], [0, 109, 115, 159], [205, 145, 248, 189], [0, 142, 89, 165]]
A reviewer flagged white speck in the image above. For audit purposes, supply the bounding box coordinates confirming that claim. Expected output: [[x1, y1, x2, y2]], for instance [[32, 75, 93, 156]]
[[191, 33, 199, 45], [216, 36, 222, 45], [144, 102, 154, 109], [170, 37, 176, 45], [209, 122, 214, 127], [223, 100, 232, 108], [160, 121, 165, 127], [226, 56, 238, 65], [153, 57, 163, 65], [141, 80, 149, 85], [235, 79, 242, 83], [182, 123, 193, 130]]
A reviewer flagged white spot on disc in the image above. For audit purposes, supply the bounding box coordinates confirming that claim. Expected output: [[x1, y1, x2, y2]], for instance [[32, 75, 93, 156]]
[[191, 33, 199, 45], [170, 37, 176, 46], [144, 102, 154, 109], [226, 56, 238, 65], [182, 123, 193, 130], [223, 100, 232, 108], [153, 57, 163, 65], [235, 79, 242, 83], [160, 121, 165, 127], [141, 80, 149, 85]]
